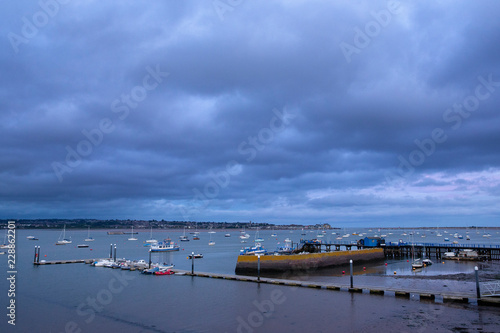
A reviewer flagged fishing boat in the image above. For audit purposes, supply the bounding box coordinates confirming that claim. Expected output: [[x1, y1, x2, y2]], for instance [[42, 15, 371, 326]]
[[240, 243, 267, 255], [55, 225, 72, 245], [193, 235, 200, 240], [84, 226, 94, 242], [150, 238, 180, 252], [128, 226, 137, 241], [145, 227, 157, 243]]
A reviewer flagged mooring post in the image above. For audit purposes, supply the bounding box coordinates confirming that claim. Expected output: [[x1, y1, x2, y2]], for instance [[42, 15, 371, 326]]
[[110, 244, 113, 258], [33, 246, 37, 263], [257, 254, 261, 282], [350, 259, 354, 288], [113, 245, 117, 262], [148, 249, 152, 269], [475, 266, 481, 298]]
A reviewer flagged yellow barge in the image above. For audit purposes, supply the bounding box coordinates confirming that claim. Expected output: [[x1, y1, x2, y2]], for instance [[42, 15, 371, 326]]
[[235, 248, 384, 274]]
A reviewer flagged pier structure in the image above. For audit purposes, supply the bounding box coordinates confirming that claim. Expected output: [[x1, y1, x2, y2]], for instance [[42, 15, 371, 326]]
[[296, 240, 500, 260], [381, 242, 500, 260]]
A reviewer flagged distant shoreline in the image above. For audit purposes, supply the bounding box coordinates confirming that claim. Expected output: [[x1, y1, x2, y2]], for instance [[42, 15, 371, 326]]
[[0, 219, 498, 230]]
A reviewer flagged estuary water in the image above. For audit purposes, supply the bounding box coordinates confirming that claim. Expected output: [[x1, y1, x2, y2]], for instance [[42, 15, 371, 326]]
[[1, 227, 499, 332]]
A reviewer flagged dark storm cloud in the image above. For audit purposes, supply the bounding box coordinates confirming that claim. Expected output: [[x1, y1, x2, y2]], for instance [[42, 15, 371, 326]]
[[1, 0, 500, 226]]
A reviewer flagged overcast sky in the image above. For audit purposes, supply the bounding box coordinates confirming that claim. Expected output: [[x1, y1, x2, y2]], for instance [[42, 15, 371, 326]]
[[2, 1, 500, 227]]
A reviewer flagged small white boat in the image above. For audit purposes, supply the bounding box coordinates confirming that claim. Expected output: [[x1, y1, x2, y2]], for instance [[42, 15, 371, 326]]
[[145, 227, 157, 243], [93, 259, 113, 267], [56, 225, 72, 245], [208, 240, 215, 246], [84, 226, 94, 242], [128, 226, 137, 241], [179, 227, 190, 241], [27, 236, 38, 240], [225, 233, 231, 237], [77, 244, 89, 248], [254, 228, 264, 242], [411, 259, 424, 269], [422, 259, 433, 266]]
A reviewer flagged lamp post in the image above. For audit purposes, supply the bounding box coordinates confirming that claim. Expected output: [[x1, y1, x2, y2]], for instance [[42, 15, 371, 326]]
[[257, 254, 261, 282], [475, 266, 481, 298], [350, 259, 354, 288]]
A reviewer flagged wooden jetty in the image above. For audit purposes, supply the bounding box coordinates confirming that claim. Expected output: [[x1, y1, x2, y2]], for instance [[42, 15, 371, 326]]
[[170, 269, 500, 307], [34, 259, 96, 265]]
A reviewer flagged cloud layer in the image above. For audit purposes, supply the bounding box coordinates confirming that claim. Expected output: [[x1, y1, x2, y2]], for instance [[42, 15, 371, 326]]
[[2, 0, 500, 226]]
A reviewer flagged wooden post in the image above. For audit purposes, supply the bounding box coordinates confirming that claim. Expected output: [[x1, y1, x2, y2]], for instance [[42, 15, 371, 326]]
[[110, 244, 113, 258], [113, 245, 117, 262], [33, 246, 37, 263], [148, 249, 152, 269], [191, 252, 194, 274]]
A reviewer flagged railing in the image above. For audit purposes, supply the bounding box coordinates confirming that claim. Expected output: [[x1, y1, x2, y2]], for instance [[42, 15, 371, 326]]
[[389, 242, 500, 249], [481, 281, 500, 297], [303, 240, 500, 249]]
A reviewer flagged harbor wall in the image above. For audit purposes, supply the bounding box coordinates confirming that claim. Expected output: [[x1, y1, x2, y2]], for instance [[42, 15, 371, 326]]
[[235, 248, 384, 273]]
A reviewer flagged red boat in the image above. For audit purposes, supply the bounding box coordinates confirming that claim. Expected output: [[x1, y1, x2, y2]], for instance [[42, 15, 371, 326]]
[[154, 269, 175, 275]]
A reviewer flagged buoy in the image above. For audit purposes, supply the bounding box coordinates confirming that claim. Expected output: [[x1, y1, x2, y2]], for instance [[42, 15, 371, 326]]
[[407, 260, 409, 262], [342, 271, 345, 274], [363, 267, 366, 271], [394, 271, 397, 275], [44, 255, 47, 257], [385, 263, 388, 266]]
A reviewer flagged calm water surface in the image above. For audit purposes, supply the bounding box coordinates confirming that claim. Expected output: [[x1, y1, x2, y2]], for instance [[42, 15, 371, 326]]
[[1, 228, 499, 332]]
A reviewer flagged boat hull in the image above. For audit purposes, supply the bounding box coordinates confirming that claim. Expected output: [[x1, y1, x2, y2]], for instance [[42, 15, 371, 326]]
[[235, 248, 384, 273]]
